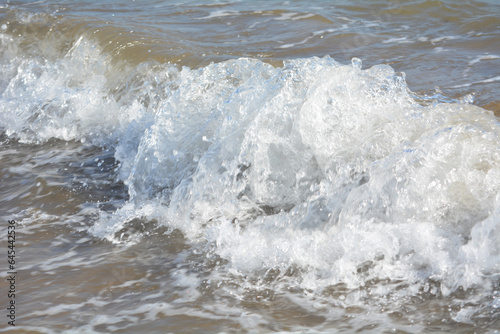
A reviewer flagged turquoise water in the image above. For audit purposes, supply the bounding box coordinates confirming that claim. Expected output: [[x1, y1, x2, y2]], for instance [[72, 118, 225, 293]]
[[1, 1, 500, 333]]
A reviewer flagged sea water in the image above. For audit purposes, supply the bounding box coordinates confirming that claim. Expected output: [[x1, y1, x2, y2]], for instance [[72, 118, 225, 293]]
[[0, 0, 499, 333]]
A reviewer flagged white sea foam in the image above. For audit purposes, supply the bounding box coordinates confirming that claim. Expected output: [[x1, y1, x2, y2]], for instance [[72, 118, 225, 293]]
[[93, 54, 499, 304], [274, 12, 316, 21], [430, 35, 460, 44], [0, 35, 147, 144], [468, 54, 500, 66], [450, 75, 500, 88], [195, 10, 241, 20], [382, 37, 412, 44], [433, 46, 448, 52], [1, 32, 499, 313]]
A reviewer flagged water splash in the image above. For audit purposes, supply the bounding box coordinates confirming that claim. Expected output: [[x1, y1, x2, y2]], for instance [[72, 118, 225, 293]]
[[1, 22, 499, 326]]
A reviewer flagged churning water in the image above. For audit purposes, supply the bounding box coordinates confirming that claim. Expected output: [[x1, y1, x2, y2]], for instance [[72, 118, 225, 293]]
[[1, 0, 500, 333]]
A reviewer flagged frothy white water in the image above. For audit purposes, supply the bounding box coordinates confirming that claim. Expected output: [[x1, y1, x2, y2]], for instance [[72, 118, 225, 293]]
[[0, 33, 152, 145], [97, 52, 498, 305], [1, 31, 499, 323]]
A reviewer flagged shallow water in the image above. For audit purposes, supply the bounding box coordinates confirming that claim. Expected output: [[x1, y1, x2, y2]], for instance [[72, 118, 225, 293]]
[[1, 0, 500, 333]]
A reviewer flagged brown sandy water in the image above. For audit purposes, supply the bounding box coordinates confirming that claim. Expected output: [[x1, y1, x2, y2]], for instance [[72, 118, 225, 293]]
[[1, 1, 500, 333]]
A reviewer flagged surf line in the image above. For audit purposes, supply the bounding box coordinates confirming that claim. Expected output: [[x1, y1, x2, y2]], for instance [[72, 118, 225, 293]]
[[6, 219, 16, 326]]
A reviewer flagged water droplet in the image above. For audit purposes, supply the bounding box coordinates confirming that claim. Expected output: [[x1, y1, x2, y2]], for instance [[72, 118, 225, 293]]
[[351, 57, 362, 69]]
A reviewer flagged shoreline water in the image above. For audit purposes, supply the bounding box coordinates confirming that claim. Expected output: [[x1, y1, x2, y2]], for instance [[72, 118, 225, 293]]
[[1, 1, 500, 333]]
